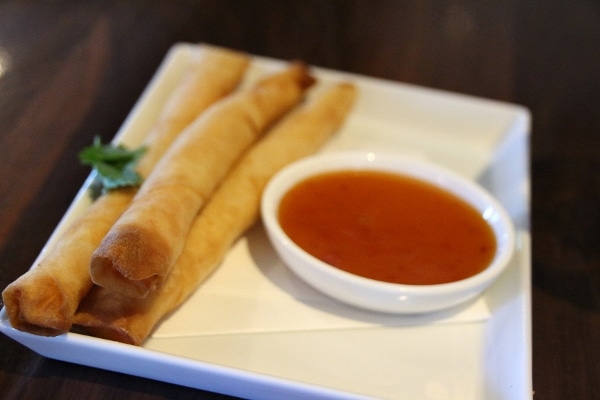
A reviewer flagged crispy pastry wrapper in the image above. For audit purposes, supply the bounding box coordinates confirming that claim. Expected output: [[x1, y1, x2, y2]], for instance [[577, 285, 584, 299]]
[[74, 82, 357, 345], [2, 44, 250, 336], [90, 62, 316, 298]]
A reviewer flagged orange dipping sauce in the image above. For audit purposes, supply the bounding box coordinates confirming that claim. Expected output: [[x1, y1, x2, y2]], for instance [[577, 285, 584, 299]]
[[278, 170, 497, 285]]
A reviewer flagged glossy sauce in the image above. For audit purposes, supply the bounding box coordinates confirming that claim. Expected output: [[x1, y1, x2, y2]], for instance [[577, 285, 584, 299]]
[[278, 170, 497, 285]]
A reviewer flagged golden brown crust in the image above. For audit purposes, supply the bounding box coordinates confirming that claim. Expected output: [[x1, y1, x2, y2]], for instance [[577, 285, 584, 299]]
[[2, 188, 134, 336], [90, 62, 316, 299], [3, 273, 70, 336], [136, 45, 251, 177], [74, 82, 357, 345], [1, 45, 250, 336]]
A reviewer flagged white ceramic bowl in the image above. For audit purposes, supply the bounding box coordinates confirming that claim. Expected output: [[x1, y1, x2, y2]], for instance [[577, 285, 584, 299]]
[[261, 152, 515, 314]]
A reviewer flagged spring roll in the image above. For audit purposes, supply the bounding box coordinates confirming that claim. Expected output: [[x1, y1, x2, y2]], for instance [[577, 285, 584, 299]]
[[74, 82, 358, 345], [90, 62, 315, 299], [2, 44, 250, 336], [136, 45, 251, 177]]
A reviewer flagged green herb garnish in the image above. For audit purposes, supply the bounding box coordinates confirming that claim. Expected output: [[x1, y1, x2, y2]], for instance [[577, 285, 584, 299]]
[[79, 136, 146, 193]]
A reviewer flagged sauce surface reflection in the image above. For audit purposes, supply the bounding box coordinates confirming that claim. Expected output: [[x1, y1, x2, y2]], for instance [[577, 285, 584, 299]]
[[278, 170, 497, 285]]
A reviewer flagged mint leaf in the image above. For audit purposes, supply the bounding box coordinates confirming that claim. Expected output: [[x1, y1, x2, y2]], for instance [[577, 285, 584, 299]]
[[79, 136, 146, 193]]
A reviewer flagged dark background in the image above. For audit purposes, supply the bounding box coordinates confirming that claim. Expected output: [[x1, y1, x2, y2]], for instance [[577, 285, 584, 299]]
[[1, 1, 599, 399]]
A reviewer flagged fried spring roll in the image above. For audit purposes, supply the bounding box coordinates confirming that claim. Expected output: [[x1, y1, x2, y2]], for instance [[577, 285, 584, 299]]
[[74, 82, 358, 345], [136, 45, 251, 177], [2, 45, 250, 336], [90, 62, 315, 299]]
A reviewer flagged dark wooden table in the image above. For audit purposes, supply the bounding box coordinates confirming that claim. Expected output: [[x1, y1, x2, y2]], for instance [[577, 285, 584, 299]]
[[1, 1, 598, 399]]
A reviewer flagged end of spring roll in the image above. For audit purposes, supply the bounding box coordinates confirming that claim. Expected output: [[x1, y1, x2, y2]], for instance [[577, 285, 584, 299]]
[[1, 44, 250, 336], [90, 62, 316, 299], [74, 82, 357, 345]]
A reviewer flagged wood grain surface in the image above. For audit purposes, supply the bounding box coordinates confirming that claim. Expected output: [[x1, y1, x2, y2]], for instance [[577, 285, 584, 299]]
[[1, 1, 598, 399]]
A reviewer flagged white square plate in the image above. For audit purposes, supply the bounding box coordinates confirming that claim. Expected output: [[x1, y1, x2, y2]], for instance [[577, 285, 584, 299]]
[[1, 43, 531, 400]]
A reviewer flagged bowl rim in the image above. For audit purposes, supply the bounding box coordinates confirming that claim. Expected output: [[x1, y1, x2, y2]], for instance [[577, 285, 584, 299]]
[[261, 151, 516, 295]]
